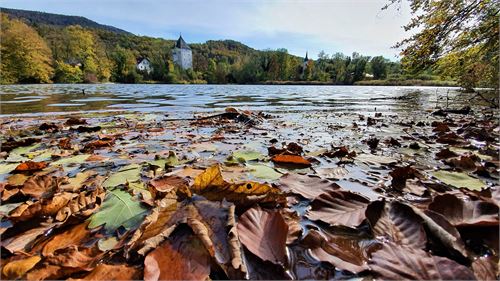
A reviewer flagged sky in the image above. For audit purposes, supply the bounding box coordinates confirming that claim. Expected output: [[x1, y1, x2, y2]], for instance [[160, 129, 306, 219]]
[[1, 0, 413, 60]]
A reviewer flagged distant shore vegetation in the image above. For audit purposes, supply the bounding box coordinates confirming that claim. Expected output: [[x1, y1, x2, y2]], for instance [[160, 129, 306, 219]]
[[1, 0, 497, 91]]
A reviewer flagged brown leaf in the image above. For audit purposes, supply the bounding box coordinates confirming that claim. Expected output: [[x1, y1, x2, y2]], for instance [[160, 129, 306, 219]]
[[389, 166, 420, 189], [10, 192, 75, 222], [65, 117, 87, 126], [306, 190, 370, 228], [22, 175, 61, 199], [278, 173, 341, 200], [2, 223, 56, 253], [2, 255, 41, 279], [436, 148, 459, 159], [471, 255, 498, 281], [83, 139, 114, 152], [56, 186, 105, 222], [366, 201, 427, 249], [148, 175, 191, 199], [369, 242, 476, 280], [26, 264, 79, 281], [0, 137, 39, 153], [42, 222, 91, 256], [44, 245, 102, 270], [143, 226, 211, 281], [72, 263, 142, 280], [428, 194, 499, 227], [13, 161, 48, 173], [271, 154, 311, 167], [301, 229, 369, 273], [237, 206, 288, 264]]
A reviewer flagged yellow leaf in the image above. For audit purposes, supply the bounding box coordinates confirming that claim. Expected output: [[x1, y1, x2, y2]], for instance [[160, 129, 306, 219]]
[[2, 256, 41, 279], [192, 164, 284, 207]]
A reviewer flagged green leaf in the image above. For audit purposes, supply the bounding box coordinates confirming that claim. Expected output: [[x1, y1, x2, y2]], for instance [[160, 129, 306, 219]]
[[246, 163, 282, 181], [88, 189, 148, 233], [0, 163, 18, 174], [232, 150, 263, 162], [432, 170, 486, 191], [103, 164, 141, 188], [51, 154, 90, 165], [10, 143, 41, 156]]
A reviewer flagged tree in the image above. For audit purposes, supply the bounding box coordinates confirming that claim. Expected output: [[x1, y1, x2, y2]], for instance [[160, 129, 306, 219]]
[[387, 0, 499, 89], [53, 60, 83, 83], [0, 15, 53, 84], [371, 56, 388, 79]]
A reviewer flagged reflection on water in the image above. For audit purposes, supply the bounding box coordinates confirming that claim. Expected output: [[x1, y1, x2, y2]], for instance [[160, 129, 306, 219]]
[[0, 84, 464, 116]]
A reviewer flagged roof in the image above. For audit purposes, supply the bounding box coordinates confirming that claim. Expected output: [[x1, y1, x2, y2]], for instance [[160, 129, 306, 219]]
[[137, 58, 150, 64], [175, 35, 191, 50], [304, 52, 309, 62]]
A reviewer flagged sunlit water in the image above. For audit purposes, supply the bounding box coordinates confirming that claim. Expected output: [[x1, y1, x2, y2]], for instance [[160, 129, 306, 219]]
[[0, 84, 466, 116]]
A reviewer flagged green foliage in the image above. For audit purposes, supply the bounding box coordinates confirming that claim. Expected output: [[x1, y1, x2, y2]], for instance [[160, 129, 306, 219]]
[[54, 60, 83, 83], [370, 56, 388, 79], [0, 15, 54, 84], [387, 0, 499, 89]]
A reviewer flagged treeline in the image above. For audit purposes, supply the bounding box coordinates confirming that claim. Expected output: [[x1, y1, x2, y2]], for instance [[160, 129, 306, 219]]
[[1, 12, 434, 85]]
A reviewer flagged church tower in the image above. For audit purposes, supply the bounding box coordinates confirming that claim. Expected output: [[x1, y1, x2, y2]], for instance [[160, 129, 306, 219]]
[[172, 35, 193, 69]]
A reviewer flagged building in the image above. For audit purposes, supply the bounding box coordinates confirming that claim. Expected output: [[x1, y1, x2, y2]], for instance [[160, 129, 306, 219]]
[[136, 58, 152, 74], [301, 51, 310, 78], [172, 35, 192, 70]]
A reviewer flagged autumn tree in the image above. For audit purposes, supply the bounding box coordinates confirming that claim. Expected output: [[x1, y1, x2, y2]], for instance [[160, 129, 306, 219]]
[[0, 15, 54, 84], [387, 0, 499, 89]]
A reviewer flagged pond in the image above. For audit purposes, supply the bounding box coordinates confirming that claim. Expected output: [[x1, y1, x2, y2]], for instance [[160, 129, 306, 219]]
[[0, 84, 465, 116]]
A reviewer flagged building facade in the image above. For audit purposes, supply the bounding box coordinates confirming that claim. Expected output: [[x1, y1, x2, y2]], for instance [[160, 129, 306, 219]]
[[136, 58, 152, 74], [172, 35, 192, 69]]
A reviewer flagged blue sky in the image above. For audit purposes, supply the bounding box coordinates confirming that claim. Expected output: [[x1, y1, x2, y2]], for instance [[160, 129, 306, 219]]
[[1, 0, 413, 60]]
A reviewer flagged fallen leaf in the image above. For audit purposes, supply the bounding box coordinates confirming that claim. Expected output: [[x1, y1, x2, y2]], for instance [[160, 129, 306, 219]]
[[301, 229, 369, 273], [237, 206, 288, 264], [315, 167, 349, 179], [74, 263, 141, 280], [366, 200, 427, 249], [2, 255, 41, 279], [21, 175, 61, 199], [103, 164, 141, 188], [306, 190, 370, 227], [143, 226, 211, 281], [148, 175, 191, 199], [246, 163, 282, 181], [88, 188, 149, 233], [45, 245, 102, 270], [369, 242, 476, 280], [42, 222, 91, 256], [471, 255, 498, 281], [12, 161, 47, 173], [278, 173, 340, 200], [428, 194, 499, 227], [271, 154, 311, 167], [432, 170, 486, 191], [192, 164, 284, 207]]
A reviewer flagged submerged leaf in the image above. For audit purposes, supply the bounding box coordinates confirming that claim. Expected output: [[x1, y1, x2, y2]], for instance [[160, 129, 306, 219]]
[[278, 173, 341, 200], [103, 164, 141, 188], [246, 163, 282, 180]]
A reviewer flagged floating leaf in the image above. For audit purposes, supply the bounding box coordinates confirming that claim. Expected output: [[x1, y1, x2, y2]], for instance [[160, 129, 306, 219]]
[[103, 164, 141, 188], [432, 170, 486, 190], [89, 189, 148, 233], [271, 154, 311, 167], [192, 164, 283, 207], [246, 163, 282, 180], [51, 154, 91, 166], [232, 150, 263, 162], [237, 206, 288, 264], [12, 161, 47, 172], [355, 153, 397, 165], [316, 167, 349, 179]]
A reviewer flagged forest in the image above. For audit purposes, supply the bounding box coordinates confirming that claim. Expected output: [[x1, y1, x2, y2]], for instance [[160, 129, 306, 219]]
[[0, 9, 455, 86]]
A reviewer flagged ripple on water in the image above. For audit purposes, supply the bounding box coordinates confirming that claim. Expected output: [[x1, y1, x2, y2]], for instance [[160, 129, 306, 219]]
[[48, 103, 86, 107]]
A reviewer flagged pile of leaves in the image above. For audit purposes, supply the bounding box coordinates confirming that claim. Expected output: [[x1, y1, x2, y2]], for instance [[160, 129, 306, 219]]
[[0, 107, 498, 280]]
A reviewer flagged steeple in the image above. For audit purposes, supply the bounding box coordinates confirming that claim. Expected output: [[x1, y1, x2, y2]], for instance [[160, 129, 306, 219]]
[[175, 34, 191, 50], [304, 51, 309, 62]]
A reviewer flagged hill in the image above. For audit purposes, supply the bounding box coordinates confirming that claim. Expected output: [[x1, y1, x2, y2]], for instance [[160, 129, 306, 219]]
[[1, 7, 131, 35]]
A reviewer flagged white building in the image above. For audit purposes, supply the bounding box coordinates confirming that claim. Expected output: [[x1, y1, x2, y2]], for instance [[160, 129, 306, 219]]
[[172, 35, 192, 70], [136, 58, 152, 74]]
